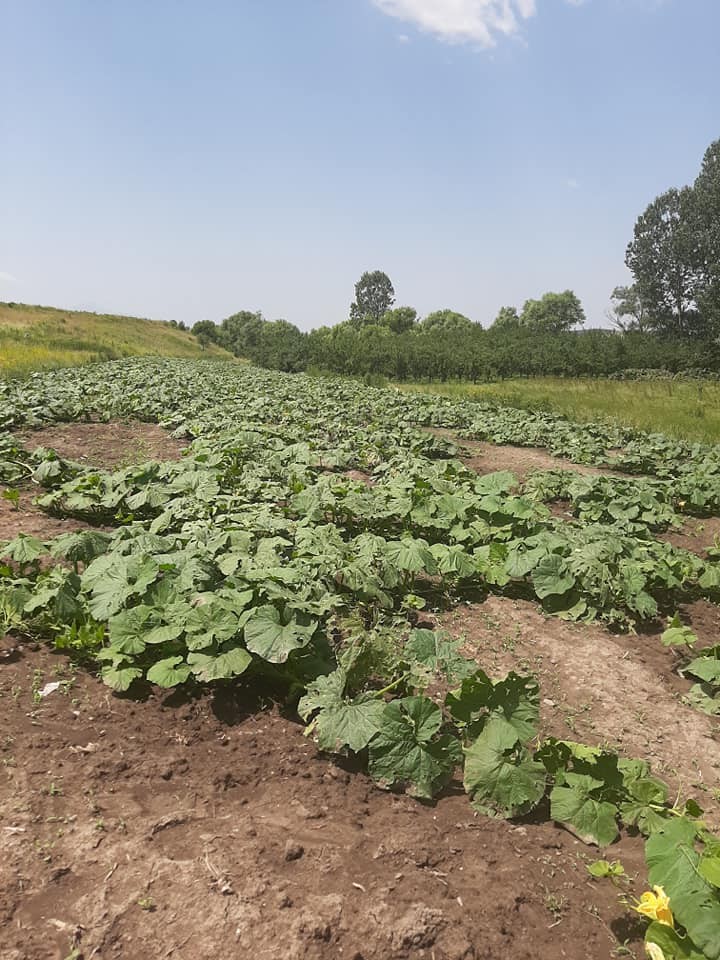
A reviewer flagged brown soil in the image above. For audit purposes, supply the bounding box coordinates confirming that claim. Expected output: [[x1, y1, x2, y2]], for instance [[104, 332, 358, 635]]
[[342, 470, 375, 486], [661, 516, 720, 558], [17, 421, 187, 470], [2, 422, 186, 545], [427, 429, 619, 481], [438, 596, 720, 821], [0, 647, 649, 960], [0, 488, 105, 543]]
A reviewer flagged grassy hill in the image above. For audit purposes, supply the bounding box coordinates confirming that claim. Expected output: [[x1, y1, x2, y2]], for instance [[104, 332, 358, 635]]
[[0, 302, 231, 377]]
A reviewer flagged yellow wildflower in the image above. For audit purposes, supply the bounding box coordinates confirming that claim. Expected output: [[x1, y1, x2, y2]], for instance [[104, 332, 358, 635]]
[[635, 886, 674, 927], [645, 943, 666, 960]]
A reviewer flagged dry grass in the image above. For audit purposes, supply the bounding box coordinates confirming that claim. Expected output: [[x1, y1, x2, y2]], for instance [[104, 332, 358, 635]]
[[0, 302, 231, 377]]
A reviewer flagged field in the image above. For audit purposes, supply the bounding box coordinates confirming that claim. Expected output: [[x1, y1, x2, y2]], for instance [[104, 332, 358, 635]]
[[0, 302, 230, 377], [402, 377, 720, 443], [2, 358, 720, 960]]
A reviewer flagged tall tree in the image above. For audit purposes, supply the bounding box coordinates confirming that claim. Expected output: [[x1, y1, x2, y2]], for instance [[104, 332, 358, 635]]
[[692, 139, 720, 329], [625, 187, 704, 337], [519, 291, 585, 333], [349, 270, 395, 326]]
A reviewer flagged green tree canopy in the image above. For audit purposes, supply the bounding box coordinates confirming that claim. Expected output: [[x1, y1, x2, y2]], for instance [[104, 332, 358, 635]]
[[349, 270, 395, 327], [520, 291, 586, 333], [420, 309, 474, 333], [491, 306, 520, 330], [692, 139, 720, 327], [381, 305, 418, 333], [608, 284, 650, 333], [625, 187, 705, 338], [219, 310, 265, 355], [191, 319, 221, 348]]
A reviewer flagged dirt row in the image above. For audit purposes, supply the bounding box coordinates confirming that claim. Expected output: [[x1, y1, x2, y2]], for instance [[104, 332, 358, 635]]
[[0, 646, 648, 960]]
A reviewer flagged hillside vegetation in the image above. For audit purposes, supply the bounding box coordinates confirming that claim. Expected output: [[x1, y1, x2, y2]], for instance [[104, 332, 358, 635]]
[[0, 302, 230, 377]]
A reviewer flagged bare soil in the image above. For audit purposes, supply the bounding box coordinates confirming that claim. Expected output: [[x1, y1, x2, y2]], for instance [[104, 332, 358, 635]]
[[1, 422, 186, 544], [0, 488, 104, 543], [17, 421, 187, 469], [427, 429, 620, 481], [661, 516, 720, 558], [437, 596, 720, 822], [0, 646, 649, 960]]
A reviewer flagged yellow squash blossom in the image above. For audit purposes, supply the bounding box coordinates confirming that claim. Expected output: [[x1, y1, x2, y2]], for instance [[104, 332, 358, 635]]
[[635, 886, 674, 927], [645, 943, 666, 960]]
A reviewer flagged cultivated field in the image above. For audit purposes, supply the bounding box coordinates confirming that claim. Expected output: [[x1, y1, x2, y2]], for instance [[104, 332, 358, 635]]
[[1, 358, 720, 960]]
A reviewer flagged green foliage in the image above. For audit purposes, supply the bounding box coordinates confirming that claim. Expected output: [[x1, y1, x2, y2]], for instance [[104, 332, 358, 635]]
[[491, 306, 520, 329], [646, 819, 720, 959], [661, 613, 698, 648], [420, 309, 474, 333], [519, 290, 586, 333], [2, 356, 720, 951], [681, 645, 720, 715], [626, 139, 720, 341], [381, 305, 417, 333], [349, 270, 395, 327]]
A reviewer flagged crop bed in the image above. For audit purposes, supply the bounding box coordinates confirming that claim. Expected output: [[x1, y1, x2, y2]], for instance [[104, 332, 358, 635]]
[[1, 359, 720, 960]]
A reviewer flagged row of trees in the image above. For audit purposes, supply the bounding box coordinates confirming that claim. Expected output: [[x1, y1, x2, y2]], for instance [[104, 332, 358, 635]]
[[193, 308, 720, 380], [346, 270, 586, 336], [191, 275, 592, 375], [192, 137, 719, 377]]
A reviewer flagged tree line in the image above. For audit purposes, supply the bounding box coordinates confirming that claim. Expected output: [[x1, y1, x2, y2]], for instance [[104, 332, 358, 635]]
[[193, 137, 720, 379]]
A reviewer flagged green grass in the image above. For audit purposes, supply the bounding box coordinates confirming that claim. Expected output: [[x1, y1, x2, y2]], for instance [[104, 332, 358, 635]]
[[401, 376, 720, 443], [0, 302, 231, 378]]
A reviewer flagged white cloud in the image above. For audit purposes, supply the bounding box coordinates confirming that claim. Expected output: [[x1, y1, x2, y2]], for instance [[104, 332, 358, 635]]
[[398, 32, 411, 42], [0, 271, 18, 285], [567, 178, 579, 189], [371, 0, 583, 47]]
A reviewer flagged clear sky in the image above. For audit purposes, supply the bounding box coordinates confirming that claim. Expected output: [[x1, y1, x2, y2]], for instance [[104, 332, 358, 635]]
[[2, 0, 719, 330]]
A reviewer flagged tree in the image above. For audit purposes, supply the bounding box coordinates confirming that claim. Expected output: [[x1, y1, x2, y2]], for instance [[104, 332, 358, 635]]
[[380, 305, 417, 333], [191, 319, 220, 348], [692, 139, 720, 329], [349, 270, 395, 327], [219, 310, 265, 356], [420, 309, 474, 333], [625, 187, 704, 337], [519, 291, 585, 333], [491, 306, 520, 330], [607, 284, 650, 333]]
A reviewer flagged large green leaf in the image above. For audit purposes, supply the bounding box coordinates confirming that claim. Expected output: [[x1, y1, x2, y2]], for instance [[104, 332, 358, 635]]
[[244, 605, 316, 663], [1, 534, 46, 564], [644, 923, 706, 960], [313, 696, 385, 753], [446, 669, 539, 742], [186, 646, 252, 681], [146, 656, 192, 688], [463, 717, 545, 818], [646, 819, 720, 960], [384, 538, 437, 575], [532, 554, 575, 599], [368, 697, 461, 799], [550, 773, 619, 846]]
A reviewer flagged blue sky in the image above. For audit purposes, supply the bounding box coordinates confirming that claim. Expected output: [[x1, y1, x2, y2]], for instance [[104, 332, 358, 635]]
[[1, 0, 719, 330]]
